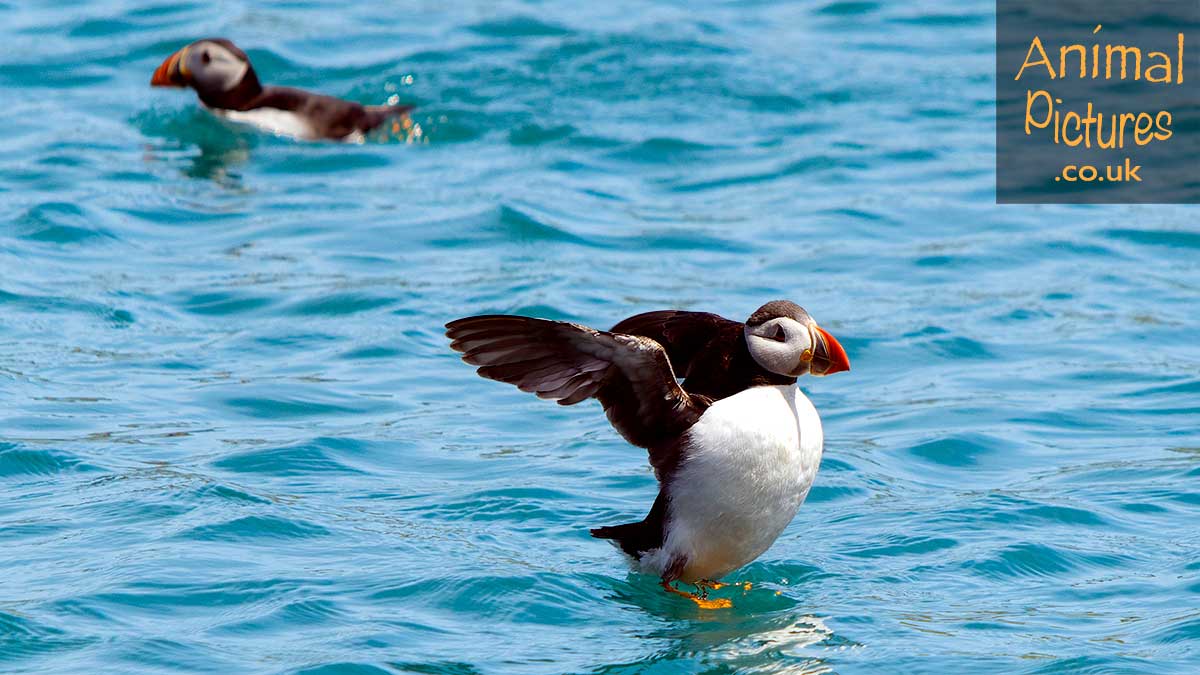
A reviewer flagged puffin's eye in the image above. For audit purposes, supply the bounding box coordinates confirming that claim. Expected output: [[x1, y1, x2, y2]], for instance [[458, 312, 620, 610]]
[[769, 325, 786, 342], [201, 51, 211, 64]]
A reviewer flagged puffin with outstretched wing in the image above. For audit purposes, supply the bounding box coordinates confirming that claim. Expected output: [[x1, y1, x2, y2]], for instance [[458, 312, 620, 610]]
[[446, 300, 849, 607]]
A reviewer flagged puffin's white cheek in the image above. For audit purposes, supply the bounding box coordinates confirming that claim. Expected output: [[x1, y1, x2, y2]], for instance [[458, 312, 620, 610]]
[[750, 338, 802, 375], [201, 59, 249, 91], [221, 61, 249, 89], [784, 345, 803, 373]]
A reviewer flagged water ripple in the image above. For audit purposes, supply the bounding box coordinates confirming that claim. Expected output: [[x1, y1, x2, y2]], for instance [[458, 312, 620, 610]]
[[0, 0, 1197, 673]]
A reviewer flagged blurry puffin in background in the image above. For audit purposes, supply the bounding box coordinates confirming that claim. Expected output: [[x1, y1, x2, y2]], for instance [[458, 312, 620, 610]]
[[151, 38, 413, 142], [446, 301, 850, 608]]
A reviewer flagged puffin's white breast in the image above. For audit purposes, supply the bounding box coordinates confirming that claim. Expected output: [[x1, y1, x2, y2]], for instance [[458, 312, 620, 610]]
[[210, 107, 319, 141], [645, 384, 824, 582]]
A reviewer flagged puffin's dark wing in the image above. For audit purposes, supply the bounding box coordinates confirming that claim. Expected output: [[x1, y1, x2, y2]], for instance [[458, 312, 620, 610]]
[[250, 87, 412, 138], [246, 86, 310, 113], [610, 310, 740, 379], [446, 315, 706, 452]]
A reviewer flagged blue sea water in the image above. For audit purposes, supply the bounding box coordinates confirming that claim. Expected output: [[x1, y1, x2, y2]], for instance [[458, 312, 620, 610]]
[[1, 0, 1198, 673]]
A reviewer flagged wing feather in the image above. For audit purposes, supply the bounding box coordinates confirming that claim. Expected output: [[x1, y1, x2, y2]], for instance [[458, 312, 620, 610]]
[[446, 315, 706, 452]]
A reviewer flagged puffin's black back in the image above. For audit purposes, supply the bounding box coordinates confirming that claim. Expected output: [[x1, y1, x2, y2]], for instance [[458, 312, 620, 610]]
[[246, 87, 413, 138], [612, 310, 794, 401]]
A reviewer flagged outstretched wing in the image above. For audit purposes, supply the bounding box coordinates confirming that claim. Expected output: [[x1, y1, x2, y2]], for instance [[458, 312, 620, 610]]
[[610, 310, 740, 379], [446, 315, 707, 455]]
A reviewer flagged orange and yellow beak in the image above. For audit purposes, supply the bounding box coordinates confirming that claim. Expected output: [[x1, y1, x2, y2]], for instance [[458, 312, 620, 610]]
[[809, 326, 850, 376], [150, 46, 190, 87]]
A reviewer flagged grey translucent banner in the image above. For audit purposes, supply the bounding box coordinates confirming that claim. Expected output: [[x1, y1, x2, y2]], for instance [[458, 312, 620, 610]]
[[997, 0, 1199, 203]]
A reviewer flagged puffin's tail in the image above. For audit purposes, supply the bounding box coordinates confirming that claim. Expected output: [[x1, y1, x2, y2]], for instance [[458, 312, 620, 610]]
[[590, 491, 667, 557], [369, 103, 417, 114], [590, 521, 651, 557], [365, 104, 414, 116], [362, 104, 415, 134]]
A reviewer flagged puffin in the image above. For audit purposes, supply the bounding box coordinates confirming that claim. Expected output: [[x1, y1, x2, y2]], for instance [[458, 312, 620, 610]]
[[150, 38, 413, 141], [446, 300, 850, 608]]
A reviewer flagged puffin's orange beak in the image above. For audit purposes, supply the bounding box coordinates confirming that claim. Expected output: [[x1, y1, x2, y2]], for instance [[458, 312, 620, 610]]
[[151, 48, 188, 87], [809, 326, 850, 376]]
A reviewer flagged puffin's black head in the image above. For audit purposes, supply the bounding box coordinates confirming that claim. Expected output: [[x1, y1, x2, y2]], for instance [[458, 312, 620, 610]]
[[151, 38, 262, 107], [743, 300, 850, 377]]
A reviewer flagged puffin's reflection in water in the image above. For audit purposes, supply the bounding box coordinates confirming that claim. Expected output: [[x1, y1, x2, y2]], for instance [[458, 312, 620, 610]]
[[695, 613, 837, 673], [595, 612, 845, 675], [136, 108, 255, 188], [184, 139, 252, 186], [595, 573, 857, 675]]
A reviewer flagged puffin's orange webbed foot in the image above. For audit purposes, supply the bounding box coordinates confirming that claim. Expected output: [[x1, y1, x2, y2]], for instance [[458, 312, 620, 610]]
[[660, 581, 733, 609]]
